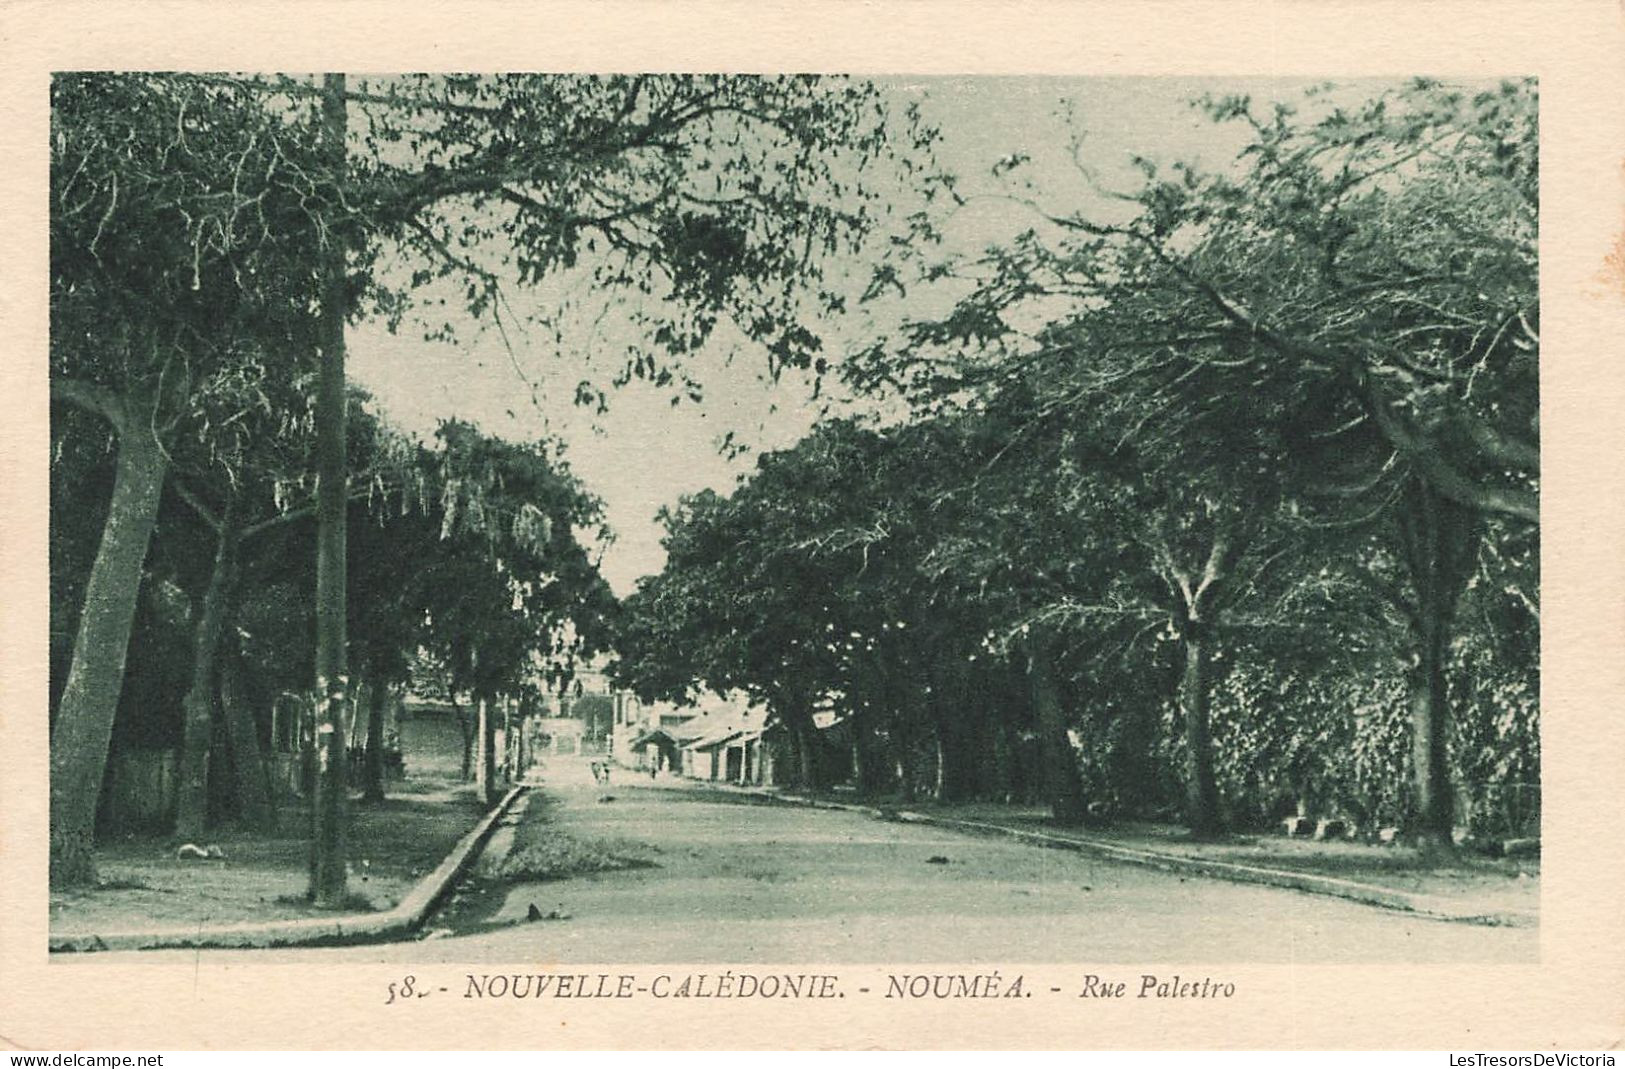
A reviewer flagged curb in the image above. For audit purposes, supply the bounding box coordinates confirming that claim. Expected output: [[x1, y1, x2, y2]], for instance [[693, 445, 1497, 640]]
[[50, 784, 529, 954], [695, 783, 1537, 929]]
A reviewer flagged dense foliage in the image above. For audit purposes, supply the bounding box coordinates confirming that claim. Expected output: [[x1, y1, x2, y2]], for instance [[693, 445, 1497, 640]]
[[50, 73, 1536, 889], [48, 71, 933, 887], [617, 79, 1539, 844]]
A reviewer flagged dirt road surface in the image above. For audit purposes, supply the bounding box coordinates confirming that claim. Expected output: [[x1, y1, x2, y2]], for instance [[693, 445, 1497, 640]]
[[80, 757, 1536, 964]]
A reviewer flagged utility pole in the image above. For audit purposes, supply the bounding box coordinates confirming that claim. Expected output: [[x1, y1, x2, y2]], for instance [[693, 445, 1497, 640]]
[[309, 72, 350, 907]]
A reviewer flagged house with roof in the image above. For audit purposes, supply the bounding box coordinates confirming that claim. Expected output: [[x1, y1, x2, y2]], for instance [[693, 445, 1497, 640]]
[[611, 692, 705, 774], [684, 722, 764, 784], [609, 688, 777, 783], [607, 684, 862, 788], [677, 695, 779, 786]]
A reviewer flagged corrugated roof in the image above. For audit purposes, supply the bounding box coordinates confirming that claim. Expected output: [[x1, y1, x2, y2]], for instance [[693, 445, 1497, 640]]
[[688, 728, 746, 752]]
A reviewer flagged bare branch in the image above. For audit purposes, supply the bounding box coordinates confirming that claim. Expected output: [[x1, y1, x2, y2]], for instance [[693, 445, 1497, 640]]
[[1457, 414, 1540, 474], [50, 377, 127, 429], [171, 479, 223, 533], [1369, 396, 1539, 523]]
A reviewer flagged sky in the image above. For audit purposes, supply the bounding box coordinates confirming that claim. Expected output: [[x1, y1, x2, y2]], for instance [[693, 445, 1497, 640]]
[[346, 76, 1386, 596]]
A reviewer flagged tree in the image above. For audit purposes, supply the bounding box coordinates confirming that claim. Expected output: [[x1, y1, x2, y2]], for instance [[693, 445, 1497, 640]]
[[309, 73, 354, 904], [294, 71, 931, 898], [614, 433, 873, 789], [49, 74, 323, 884], [850, 77, 1537, 843], [614, 416, 1086, 813], [615, 490, 825, 787], [162, 358, 336, 840], [50, 72, 934, 891], [159, 381, 423, 839], [409, 421, 615, 801]]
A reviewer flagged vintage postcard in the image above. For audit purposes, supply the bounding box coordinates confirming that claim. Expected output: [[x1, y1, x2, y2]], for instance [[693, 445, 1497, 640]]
[[2, 0, 1622, 1052]]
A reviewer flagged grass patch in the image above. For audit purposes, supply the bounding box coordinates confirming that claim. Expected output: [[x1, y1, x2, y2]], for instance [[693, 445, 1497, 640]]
[[496, 832, 659, 882], [52, 775, 485, 939]]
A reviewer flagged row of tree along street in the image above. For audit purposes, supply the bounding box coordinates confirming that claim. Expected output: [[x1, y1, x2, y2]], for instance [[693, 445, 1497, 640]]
[[49, 73, 1535, 905], [612, 79, 1539, 848], [49, 73, 933, 896]]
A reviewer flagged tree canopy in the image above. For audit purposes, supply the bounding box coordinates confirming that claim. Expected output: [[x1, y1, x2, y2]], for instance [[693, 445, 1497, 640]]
[[618, 78, 1539, 843]]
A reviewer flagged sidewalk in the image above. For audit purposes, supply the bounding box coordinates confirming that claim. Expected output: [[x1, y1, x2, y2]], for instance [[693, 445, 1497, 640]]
[[627, 777, 1539, 928]]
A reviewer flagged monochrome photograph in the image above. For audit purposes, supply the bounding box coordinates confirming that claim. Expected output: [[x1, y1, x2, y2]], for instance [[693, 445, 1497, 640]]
[[39, 69, 1546, 971]]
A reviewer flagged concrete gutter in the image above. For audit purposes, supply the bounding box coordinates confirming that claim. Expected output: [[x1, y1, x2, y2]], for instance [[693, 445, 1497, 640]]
[[696, 782, 1536, 929], [50, 784, 528, 954]]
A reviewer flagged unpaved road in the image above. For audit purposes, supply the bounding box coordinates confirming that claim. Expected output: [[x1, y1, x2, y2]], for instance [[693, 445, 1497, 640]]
[[90, 758, 1536, 964]]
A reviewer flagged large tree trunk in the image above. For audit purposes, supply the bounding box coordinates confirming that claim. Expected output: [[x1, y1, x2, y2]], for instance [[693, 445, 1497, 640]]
[[501, 696, 513, 786], [513, 698, 528, 779], [309, 72, 351, 908], [219, 646, 277, 831], [49, 413, 167, 887], [987, 716, 1016, 802], [175, 510, 240, 841], [890, 709, 919, 803], [891, 726, 915, 803], [1027, 635, 1088, 825], [361, 677, 387, 803], [477, 696, 499, 805], [1179, 620, 1224, 839], [382, 688, 402, 776], [931, 658, 975, 803], [1162, 524, 1241, 839], [852, 708, 889, 795], [475, 696, 489, 799], [1408, 620, 1452, 847], [781, 702, 822, 792], [981, 660, 1026, 802], [451, 694, 474, 780], [967, 669, 1002, 801], [1398, 480, 1477, 849], [878, 651, 921, 802]]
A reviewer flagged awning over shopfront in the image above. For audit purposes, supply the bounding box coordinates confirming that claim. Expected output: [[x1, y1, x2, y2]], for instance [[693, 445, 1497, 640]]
[[628, 728, 681, 750]]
